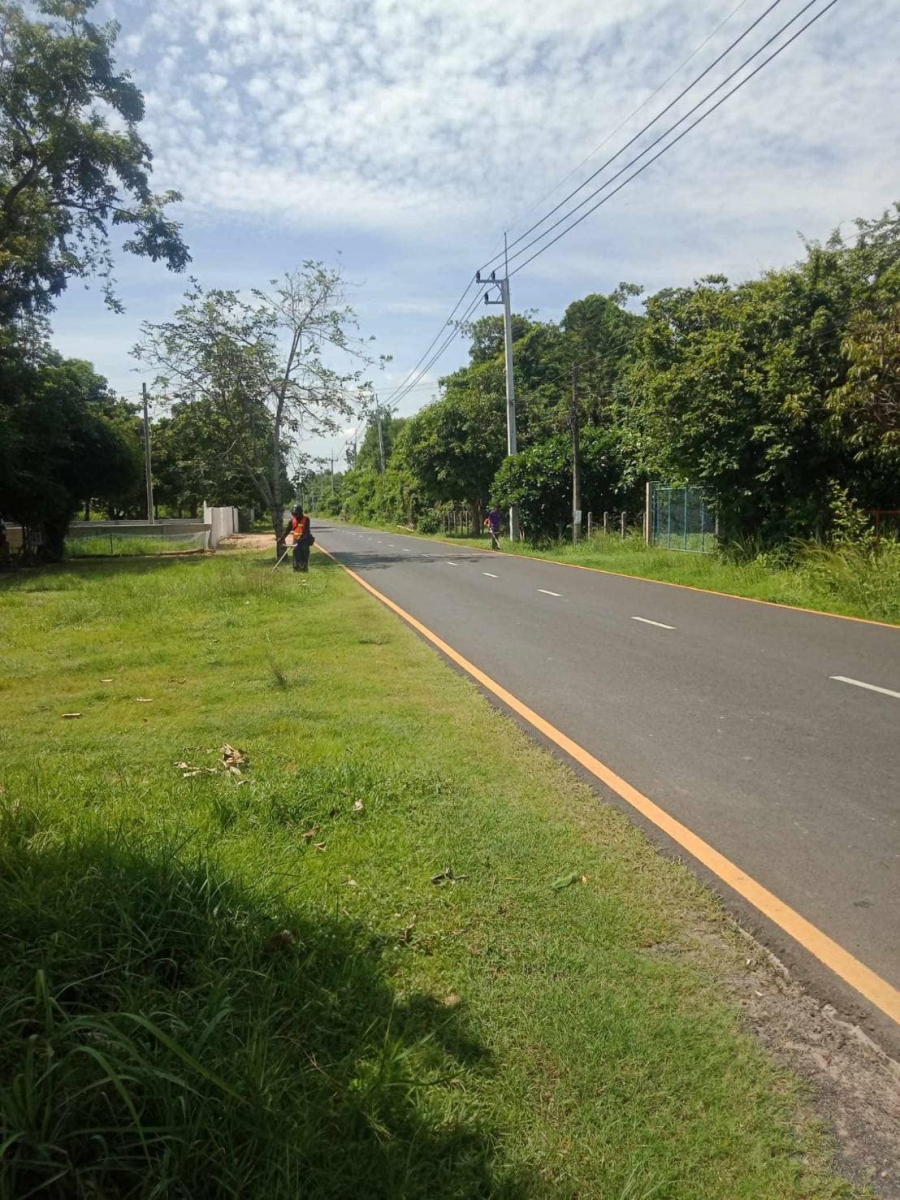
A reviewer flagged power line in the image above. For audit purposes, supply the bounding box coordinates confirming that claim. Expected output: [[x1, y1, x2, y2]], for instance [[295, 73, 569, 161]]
[[497, 0, 755, 247], [386, 287, 488, 409], [379, 275, 478, 407], [479, 0, 787, 274], [509, 0, 841, 280], [504, 0, 826, 276]]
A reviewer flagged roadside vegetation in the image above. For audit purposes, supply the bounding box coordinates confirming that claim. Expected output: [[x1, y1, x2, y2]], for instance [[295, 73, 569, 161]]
[[66, 535, 208, 558], [0, 551, 863, 1198]]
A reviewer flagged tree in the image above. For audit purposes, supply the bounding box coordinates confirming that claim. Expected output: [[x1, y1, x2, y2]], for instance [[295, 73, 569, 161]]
[[492, 428, 635, 541], [134, 265, 374, 551], [624, 265, 858, 540], [828, 301, 900, 470], [354, 412, 406, 475], [0, 350, 140, 557], [151, 398, 281, 518], [461, 312, 534, 364], [82, 392, 143, 519], [0, 0, 189, 321], [560, 291, 643, 424], [402, 384, 506, 527]]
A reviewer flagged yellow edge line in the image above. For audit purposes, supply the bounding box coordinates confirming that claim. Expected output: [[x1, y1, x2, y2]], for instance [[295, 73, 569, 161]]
[[317, 542, 900, 1027], [365, 524, 899, 633]]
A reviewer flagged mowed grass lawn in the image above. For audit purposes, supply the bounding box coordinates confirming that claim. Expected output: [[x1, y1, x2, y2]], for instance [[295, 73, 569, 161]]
[[0, 552, 860, 1199]]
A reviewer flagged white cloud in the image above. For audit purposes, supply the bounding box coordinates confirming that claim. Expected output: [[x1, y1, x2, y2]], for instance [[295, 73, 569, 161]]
[[110, 0, 899, 266]]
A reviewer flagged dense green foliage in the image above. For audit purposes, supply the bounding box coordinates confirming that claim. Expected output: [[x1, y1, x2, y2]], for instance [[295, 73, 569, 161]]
[[334, 205, 900, 548], [0, 346, 141, 557], [493, 427, 640, 540], [151, 397, 284, 518]]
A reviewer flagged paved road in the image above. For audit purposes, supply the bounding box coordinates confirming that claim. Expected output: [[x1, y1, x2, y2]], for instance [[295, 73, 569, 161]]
[[314, 521, 900, 1021]]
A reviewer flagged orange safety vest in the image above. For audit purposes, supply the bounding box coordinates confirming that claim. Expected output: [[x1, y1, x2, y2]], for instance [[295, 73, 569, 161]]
[[290, 515, 310, 542]]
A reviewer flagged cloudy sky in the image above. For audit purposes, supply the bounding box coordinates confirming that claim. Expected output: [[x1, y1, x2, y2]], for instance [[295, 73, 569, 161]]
[[51, 0, 900, 466]]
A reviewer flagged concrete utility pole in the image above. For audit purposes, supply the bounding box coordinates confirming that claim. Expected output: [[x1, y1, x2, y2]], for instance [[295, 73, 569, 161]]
[[141, 382, 155, 524], [330, 449, 335, 495], [478, 233, 520, 541], [571, 363, 582, 543], [375, 399, 386, 476]]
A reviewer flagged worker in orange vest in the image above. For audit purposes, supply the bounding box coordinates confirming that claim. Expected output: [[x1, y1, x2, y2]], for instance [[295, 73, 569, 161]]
[[287, 505, 314, 572]]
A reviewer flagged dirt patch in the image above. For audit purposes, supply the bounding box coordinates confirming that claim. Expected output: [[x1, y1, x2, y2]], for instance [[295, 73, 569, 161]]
[[218, 532, 278, 551], [651, 924, 900, 1196], [738, 940, 900, 1198]]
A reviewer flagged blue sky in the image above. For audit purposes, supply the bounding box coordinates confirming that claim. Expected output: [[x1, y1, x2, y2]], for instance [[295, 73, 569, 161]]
[[49, 0, 900, 468]]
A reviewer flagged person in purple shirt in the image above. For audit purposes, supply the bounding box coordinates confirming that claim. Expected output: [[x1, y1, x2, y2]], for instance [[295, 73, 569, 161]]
[[485, 506, 502, 551]]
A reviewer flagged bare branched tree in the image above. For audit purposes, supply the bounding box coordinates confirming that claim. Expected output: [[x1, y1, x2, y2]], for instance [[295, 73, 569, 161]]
[[134, 262, 377, 553]]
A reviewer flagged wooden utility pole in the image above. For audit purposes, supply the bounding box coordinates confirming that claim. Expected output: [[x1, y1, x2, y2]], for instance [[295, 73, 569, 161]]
[[142, 383, 155, 524], [571, 363, 582, 543]]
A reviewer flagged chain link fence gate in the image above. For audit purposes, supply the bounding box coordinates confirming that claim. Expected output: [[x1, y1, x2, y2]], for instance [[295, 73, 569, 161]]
[[647, 484, 717, 553]]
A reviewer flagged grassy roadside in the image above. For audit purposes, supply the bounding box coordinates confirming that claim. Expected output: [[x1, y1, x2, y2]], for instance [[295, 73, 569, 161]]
[[66, 535, 209, 557], [320, 516, 900, 626], [0, 552, 863, 1198]]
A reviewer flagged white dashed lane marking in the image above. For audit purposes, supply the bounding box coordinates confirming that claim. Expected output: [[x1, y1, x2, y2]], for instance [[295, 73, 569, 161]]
[[830, 675, 900, 701], [632, 617, 676, 630]]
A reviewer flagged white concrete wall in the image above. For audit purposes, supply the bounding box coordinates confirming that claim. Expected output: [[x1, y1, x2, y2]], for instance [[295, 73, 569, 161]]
[[203, 505, 239, 549]]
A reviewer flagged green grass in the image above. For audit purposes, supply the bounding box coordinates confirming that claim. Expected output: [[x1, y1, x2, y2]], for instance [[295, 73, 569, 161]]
[[0, 552, 862, 1198], [329, 517, 900, 625], [66, 534, 208, 557]]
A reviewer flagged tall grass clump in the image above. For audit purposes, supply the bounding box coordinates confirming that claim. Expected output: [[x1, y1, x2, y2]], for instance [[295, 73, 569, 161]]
[[797, 538, 900, 623], [66, 536, 206, 558], [0, 814, 504, 1200]]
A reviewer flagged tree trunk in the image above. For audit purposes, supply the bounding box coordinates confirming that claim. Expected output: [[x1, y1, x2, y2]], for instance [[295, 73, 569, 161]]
[[84, 499, 91, 521], [271, 454, 285, 562], [41, 515, 69, 563]]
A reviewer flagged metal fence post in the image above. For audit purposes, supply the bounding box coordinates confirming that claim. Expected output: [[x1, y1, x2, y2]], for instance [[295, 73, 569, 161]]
[[644, 482, 651, 545], [683, 488, 689, 552], [587, 511, 593, 537], [620, 511, 626, 537]]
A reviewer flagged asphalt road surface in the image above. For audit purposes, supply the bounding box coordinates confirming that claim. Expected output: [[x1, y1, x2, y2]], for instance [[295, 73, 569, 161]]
[[313, 521, 900, 1032]]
